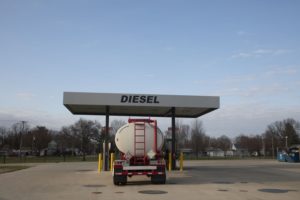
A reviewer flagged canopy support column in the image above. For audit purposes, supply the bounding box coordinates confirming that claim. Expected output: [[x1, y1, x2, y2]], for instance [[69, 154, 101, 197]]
[[104, 106, 110, 171], [171, 107, 176, 170]]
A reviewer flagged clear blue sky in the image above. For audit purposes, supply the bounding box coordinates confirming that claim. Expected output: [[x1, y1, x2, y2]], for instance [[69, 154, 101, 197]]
[[0, 0, 299, 137]]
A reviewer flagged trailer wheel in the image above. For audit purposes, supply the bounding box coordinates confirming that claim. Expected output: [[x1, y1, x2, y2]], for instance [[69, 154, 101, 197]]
[[113, 175, 119, 185], [151, 174, 166, 184], [113, 175, 127, 186], [120, 177, 127, 185], [161, 174, 166, 184]]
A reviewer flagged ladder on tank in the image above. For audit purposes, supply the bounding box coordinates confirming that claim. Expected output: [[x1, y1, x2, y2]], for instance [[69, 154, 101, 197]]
[[134, 122, 146, 165]]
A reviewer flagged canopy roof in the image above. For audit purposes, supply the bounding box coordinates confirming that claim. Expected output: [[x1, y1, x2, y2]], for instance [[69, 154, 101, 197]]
[[63, 92, 220, 118]]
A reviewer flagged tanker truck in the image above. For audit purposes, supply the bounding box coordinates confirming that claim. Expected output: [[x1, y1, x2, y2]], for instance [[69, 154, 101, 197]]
[[113, 118, 166, 185]]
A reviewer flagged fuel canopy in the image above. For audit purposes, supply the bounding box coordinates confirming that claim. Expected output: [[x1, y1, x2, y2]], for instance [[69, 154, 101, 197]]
[[63, 92, 220, 118], [63, 92, 220, 171]]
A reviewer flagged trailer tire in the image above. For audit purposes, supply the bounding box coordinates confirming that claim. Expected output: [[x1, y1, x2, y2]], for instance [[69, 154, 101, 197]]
[[120, 177, 127, 185], [113, 175, 127, 186], [113, 175, 119, 185], [151, 174, 166, 184]]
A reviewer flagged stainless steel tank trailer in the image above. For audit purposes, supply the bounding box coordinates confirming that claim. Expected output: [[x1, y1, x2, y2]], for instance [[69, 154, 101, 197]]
[[113, 118, 166, 185]]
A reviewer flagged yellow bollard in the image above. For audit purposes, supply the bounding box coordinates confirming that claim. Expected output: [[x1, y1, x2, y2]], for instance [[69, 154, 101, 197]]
[[101, 154, 103, 170], [110, 153, 114, 171], [180, 152, 184, 171], [98, 153, 102, 173], [168, 152, 172, 171]]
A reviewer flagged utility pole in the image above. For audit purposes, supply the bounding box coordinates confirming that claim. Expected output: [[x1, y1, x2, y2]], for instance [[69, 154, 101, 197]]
[[271, 134, 274, 159], [32, 134, 35, 154], [104, 106, 110, 171], [262, 136, 265, 158], [19, 121, 26, 157]]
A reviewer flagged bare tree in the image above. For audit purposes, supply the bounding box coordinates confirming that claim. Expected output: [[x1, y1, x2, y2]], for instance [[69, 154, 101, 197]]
[[176, 121, 190, 149], [57, 126, 78, 155], [190, 119, 207, 158], [248, 135, 263, 155], [263, 124, 281, 157], [0, 126, 6, 147], [264, 118, 300, 154], [110, 119, 126, 135], [31, 126, 53, 154], [216, 135, 231, 151], [110, 119, 126, 152], [11, 122, 30, 156], [235, 134, 263, 156], [283, 119, 300, 146], [71, 119, 101, 161]]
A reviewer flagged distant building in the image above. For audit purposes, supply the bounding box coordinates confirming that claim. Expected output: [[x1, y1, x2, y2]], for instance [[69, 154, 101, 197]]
[[206, 147, 225, 157], [225, 150, 234, 157], [232, 144, 249, 157], [178, 148, 193, 155], [289, 144, 300, 153], [40, 140, 58, 156], [48, 140, 57, 150]]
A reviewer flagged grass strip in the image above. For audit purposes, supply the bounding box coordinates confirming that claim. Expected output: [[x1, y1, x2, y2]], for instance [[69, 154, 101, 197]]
[[0, 165, 31, 174]]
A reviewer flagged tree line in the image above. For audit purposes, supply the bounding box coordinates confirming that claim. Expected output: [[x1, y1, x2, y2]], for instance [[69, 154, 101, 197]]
[[177, 118, 299, 157], [0, 118, 299, 158]]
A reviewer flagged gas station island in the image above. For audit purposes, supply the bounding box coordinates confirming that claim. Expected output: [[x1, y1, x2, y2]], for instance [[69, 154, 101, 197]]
[[63, 92, 220, 182]]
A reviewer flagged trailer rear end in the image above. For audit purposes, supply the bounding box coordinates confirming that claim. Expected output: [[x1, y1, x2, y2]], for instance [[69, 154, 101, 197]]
[[113, 119, 166, 185]]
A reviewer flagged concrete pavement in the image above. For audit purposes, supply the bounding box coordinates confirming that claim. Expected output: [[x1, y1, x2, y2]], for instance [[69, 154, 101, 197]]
[[0, 160, 299, 200]]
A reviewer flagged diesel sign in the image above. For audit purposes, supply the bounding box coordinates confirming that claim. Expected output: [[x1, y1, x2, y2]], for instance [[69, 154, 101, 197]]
[[121, 95, 160, 104]]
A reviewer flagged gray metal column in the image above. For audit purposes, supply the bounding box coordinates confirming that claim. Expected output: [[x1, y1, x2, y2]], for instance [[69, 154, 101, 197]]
[[171, 107, 176, 170], [104, 106, 110, 171]]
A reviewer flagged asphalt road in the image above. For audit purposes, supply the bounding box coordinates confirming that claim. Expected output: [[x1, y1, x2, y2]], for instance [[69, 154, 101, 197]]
[[0, 160, 299, 200]]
